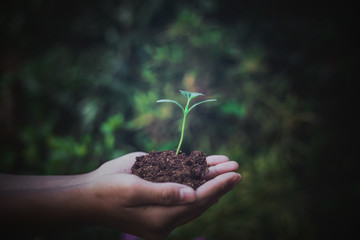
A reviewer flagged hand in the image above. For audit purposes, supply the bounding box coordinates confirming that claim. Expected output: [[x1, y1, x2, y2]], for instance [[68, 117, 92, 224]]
[[0, 152, 241, 240], [85, 153, 241, 240]]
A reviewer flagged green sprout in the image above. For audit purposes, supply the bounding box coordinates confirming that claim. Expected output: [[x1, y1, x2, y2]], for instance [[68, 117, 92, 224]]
[[157, 90, 217, 155]]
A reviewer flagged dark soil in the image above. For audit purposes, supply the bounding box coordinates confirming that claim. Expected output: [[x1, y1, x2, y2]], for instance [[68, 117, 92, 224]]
[[131, 150, 209, 189]]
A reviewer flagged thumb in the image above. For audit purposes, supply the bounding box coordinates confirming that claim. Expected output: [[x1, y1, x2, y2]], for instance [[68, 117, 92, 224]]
[[133, 181, 196, 205]]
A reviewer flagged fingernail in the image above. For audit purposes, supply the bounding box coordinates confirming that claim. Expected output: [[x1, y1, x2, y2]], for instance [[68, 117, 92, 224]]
[[228, 174, 242, 189], [234, 173, 242, 183], [179, 188, 196, 203]]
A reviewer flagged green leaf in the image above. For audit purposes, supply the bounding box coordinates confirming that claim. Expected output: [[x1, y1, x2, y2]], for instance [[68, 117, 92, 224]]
[[156, 99, 185, 112], [179, 90, 204, 100], [188, 99, 217, 112]]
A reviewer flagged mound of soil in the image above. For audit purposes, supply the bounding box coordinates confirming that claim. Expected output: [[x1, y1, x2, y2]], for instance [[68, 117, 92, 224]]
[[131, 150, 209, 189]]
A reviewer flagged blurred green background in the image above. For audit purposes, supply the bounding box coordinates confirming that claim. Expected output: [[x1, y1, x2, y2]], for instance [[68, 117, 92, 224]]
[[0, 0, 357, 239]]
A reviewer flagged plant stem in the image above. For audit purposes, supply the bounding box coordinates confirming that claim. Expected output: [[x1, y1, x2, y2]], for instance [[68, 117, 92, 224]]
[[175, 113, 187, 155], [176, 98, 191, 155]]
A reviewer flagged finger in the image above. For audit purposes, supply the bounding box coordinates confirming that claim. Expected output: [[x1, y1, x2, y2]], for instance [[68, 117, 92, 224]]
[[152, 172, 242, 227], [197, 172, 241, 204], [206, 155, 230, 166], [203, 161, 239, 180], [131, 180, 196, 206]]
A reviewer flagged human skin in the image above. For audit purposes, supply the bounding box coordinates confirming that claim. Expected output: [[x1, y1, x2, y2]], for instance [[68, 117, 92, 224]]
[[0, 152, 241, 240]]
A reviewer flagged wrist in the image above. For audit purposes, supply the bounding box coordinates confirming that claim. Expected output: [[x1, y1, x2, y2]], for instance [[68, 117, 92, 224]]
[[75, 174, 112, 228]]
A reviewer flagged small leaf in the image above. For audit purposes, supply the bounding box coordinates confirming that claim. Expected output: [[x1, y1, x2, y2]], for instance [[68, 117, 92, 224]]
[[179, 90, 204, 100], [156, 99, 185, 112], [188, 99, 217, 113]]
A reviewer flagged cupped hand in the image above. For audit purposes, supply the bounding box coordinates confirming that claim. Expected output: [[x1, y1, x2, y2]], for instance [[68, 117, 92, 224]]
[[85, 153, 241, 240]]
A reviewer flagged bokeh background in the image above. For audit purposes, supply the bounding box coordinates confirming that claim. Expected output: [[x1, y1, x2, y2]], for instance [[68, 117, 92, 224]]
[[0, 0, 357, 239]]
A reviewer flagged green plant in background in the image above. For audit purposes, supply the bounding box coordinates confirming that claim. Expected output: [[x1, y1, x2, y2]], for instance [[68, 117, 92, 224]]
[[157, 90, 217, 155]]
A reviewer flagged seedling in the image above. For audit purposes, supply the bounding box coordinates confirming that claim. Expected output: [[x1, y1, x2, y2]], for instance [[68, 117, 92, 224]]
[[157, 90, 217, 155]]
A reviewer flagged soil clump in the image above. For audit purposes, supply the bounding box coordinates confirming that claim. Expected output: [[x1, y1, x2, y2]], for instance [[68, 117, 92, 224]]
[[132, 150, 209, 189]]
